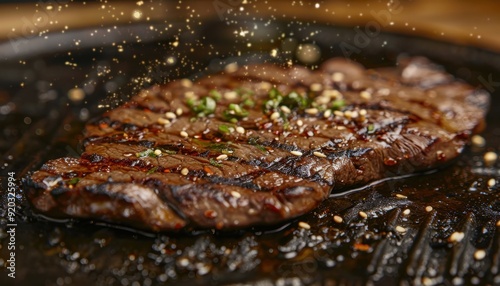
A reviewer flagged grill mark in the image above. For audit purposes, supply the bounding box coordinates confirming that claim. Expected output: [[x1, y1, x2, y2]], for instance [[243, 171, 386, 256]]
[[74, 154, 326, 192]]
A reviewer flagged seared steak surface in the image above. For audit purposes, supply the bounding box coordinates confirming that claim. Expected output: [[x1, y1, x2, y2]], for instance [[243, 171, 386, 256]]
[[26, 57, 489, 231]]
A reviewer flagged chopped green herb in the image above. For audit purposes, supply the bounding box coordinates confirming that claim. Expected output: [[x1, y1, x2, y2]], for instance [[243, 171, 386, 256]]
[[248, 136, 267, 152], [242, 98, 255, 107], [263, 88, 311, 115], [208, 89, 222, 101], [223, 103, 249, 122], [331, 99, 346, 110], [367, 124, 375, 133], [187, 96, 216, 117], [160, 148, 177, 155], [67, 178, 80, 185], [235, 87, 254, 97], [209, 158, 222, 167], [136, 148, 157, 158], [147, 166, 158, 174], [218, 124, 231, 134]]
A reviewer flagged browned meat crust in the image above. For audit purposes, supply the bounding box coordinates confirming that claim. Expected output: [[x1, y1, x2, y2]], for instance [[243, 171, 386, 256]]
[[25, 57, 489, 231]]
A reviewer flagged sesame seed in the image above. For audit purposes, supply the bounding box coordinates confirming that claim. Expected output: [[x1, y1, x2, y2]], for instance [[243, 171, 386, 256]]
[[154, 149, 162, 156], [344, 110, 353, 119], [176, 108, 183, 116], [313, 151, 327, 158], [224, 91, 238, 100], [350, 111, 359, 118], [180, 131, 189, 138], [403, 209, 411, 215], [305, 108, 319, 115], [180, 79, 193, 88], [471, 135, 485, 147], [359, 211, 368, 219], [236, 126, 245, 134], [280, 106, 291, 114], [474, 249, 486, 260], [323, 109, 332, 118], [395, 226, 406, 233], [359, 109, 367, 116], [165, 112, 177, 119], [360, 91, 372, 100], [180, 168, 189, 176], [270, 111, 280, 120], [333, 215, 343, 223], [449, 232, 465, 243], [336, 126, 346, 130], [310, 83, 322, 92], [298, 222, 311, 229], [425, 206, 433, 212], [315, 96, 330, 105], [484, 151, 498, 166], [157, 118, 171, 125], [488, 178, 496, 188], [297, 119, 304, 127], [395, 194, 407, 199], [216, 154, 228, 161], [332, 72, 344, 82], [290, 150, 303, 156], [231, 191, 241, 198], [334, 110, 344, 117], [184, 91, 196, 99]]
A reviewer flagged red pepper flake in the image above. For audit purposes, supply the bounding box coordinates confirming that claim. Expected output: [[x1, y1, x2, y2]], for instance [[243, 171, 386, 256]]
[[354, 243, 371, 252], [204, 210, 218, 219], [99, 123, 109, 129], [204, 166, 214, 175], [383, 157, 397, 166], [215, 221, 224, 230], [163, 169, 171, 173]]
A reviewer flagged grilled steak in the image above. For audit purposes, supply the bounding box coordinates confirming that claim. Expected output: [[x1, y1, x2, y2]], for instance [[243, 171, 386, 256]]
[[25, 57, 489, 231]]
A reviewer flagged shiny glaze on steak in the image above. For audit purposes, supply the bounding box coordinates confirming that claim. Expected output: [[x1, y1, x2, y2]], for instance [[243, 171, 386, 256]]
[[25, 57, 489, 231]]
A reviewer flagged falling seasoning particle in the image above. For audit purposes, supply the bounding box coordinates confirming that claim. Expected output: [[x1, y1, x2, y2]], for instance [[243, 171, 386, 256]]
[[448, 232, 465, 243], [474, 249, 486, 260], [425, 206, 433, 212], [181, 168, 189, 176], [484, 151, 498, 166], [403, 209, 411, 215], [497, 220, 500, 227], [395, 194, 407, 199], [290, 150, 303, 156], [488, 178, 496, 188], [298, 222, 311, 230], [395, 226, 406, 233], [154, 149, 162, 156], [359, 211, 368, 219], [180, 131, 189, 138], [216, 154, 228, 161], [313, 151, 327, 158], [333, 215, 343, 223]]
